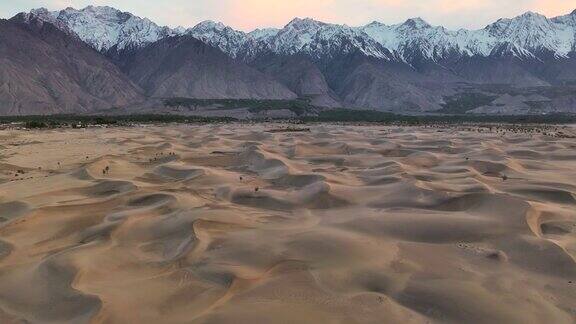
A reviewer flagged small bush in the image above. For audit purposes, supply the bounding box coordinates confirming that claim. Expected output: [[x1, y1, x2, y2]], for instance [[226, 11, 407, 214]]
[[24, 121, 48, 129]]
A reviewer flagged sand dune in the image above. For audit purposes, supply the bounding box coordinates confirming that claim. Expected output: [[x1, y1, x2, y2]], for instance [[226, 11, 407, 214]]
[[0, 124, 574, 323]]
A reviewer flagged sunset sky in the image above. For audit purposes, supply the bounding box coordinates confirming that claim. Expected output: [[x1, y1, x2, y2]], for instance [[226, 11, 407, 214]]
[[2, 0, 575, 31]]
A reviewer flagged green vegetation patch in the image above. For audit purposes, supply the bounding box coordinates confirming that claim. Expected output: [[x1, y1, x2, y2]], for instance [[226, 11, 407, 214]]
[[163, 98, 316, 116], [1, 111, 575, 129], [303, 109, 576, 124], [436, 92, 497, 114], [0, 114, 236, 129]]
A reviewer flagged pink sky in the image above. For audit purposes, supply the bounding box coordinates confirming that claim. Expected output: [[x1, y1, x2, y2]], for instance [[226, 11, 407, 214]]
[[3, 0, 576, 31]]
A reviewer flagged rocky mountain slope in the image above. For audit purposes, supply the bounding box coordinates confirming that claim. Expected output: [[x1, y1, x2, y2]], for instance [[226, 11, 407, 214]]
[[0, 14, 144, 115], [121, 35, 296, 100]]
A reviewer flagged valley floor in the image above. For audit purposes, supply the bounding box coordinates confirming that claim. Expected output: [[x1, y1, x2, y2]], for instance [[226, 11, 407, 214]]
[[0, 124, 574, 323]]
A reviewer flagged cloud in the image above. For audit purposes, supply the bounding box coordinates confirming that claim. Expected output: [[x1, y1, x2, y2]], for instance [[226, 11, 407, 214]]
[[1, 0, 575, 31]]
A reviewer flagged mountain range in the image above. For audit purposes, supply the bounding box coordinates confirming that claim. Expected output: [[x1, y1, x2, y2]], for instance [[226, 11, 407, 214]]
[[3, 5, 576, 115]]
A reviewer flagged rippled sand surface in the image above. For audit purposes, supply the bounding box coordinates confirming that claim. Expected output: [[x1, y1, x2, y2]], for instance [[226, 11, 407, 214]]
[[0, 124, 575, 323]]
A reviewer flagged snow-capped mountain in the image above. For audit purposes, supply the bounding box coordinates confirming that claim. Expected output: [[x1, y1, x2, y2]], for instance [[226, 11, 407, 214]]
[[485, 12, 574, 58], [265, 18, 393, 60], [187, 20, 247, 58], [10, 5, 576, 115], [187, 9, 576, 62], [186, 18, 392, 60], [359, 12, 576, 61], [359, 19, 496, 62], [26, 6, 180, 52], [22, 6, 576, 63]]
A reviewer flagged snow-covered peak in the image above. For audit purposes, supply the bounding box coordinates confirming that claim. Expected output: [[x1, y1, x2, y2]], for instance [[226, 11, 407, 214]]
[[23, 6, 176, 52], [520, 11, 545, 19], [401, 17, 431, 29], [29, 7, 57, 20], [365, 21, 386, 28], [192, 20, 227, 32], [188, 20, 247, 58], [485, 11, 573, 57], [12, 7, 77, 37], [22, 8, 63, 26], [284, 18, 327, 30], [271, 18, 329, 53], [486, 11, 552, 37], [79, 5, 123, 16]]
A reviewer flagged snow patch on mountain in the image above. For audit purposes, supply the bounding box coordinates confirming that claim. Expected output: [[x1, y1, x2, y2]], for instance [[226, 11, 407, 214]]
[[248, 28, 280, 41]]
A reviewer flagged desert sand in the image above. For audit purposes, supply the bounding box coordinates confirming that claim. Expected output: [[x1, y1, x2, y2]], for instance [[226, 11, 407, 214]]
[[0, 123, 574, 323]]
